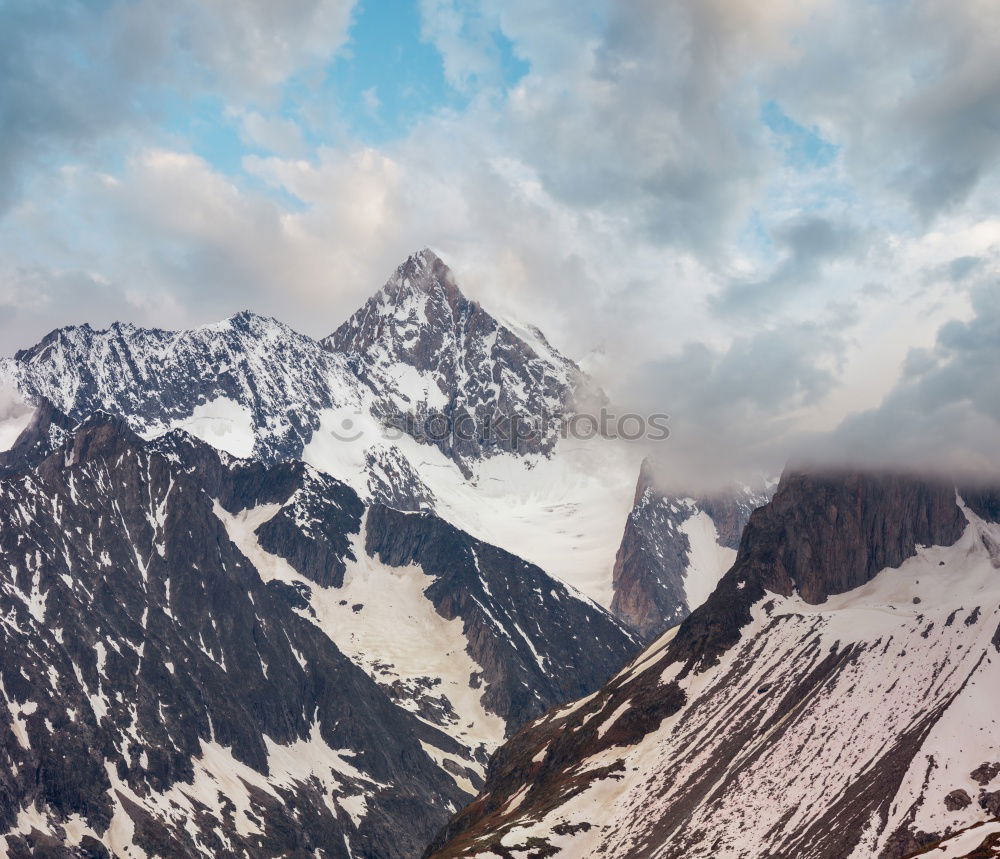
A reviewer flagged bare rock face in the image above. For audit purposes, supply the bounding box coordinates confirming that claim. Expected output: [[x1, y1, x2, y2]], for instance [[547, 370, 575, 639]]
[[673, 469, 967, 668], [947, 790, 975, 811], [427, 469, 992, 859], [0, 398, 73, 477], [0, 412, 643, 856], [902, 821, 1000, 857], [611, 459, 772, 640], [324, 249, 602, 474]]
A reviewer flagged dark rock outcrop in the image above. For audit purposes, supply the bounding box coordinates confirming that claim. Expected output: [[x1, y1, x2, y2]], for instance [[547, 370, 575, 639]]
[[1, 411, 646, 856], [0, 398, 74, 476], [672, 469, 966, 668], [611, 459, 772, 640]]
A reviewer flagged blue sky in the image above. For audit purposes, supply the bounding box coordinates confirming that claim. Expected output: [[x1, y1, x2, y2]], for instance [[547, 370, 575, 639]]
[[1, 0, 999, 478], [163, 0, 529, 185]]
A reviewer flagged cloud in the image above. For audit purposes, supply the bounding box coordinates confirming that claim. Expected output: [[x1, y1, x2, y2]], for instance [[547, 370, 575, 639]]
[[0, 0, 355, 211], [793, 273, 1000, 476], [620, 310, 855, 489], [0, 265, 156, 350], [2, 0, 1000, 492], [767, 0, 1000, 222], [361, 86, 382, 117], [232, 111, 309, 157], [713, 214, 864, 317], [418, 0, 514, 91]]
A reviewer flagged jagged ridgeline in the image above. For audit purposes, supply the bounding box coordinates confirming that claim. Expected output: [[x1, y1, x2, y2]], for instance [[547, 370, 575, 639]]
[[0, 250, 654, 857]]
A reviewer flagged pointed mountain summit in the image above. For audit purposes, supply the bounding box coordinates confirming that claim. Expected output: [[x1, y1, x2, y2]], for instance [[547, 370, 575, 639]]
[[611, 460, 775, 640], [324, 249, 601, 469]]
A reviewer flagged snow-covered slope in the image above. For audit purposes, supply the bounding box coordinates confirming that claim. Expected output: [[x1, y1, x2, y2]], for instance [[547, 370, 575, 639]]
[[301, 418, 641, 608], [428, 471, 1000, 859]]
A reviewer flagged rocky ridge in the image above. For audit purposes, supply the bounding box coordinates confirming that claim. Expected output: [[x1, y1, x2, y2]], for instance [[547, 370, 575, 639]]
[[428, 470, 1000, 859], [611, 459, 773, 639], [0, 410, 640, 857]]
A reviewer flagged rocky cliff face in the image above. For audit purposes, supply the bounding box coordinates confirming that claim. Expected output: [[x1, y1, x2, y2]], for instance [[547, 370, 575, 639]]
[[0, 398, 73, 477], [0, 412, 640, 857], [674, 469, 967, 668], [611, 459, 772, 640], [0, 416, 464, 858], [324, 249, 601, 475], [428, 469, 1000, 859]]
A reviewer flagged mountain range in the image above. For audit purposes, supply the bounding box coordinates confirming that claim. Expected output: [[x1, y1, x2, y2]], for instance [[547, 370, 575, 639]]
[[1, 250, 996, 858]]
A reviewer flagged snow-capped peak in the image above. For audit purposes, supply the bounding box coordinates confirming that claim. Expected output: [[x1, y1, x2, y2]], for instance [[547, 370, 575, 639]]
[[324, 249, 601, 470]]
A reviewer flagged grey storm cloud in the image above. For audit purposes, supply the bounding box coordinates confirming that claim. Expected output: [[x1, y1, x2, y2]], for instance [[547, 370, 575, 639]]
[[802, 278, 1000, 476], [712, 215, 863, 318], [494, 0, 771, 254], [948, 256, 985, 282], [0, 0, 129, 212]]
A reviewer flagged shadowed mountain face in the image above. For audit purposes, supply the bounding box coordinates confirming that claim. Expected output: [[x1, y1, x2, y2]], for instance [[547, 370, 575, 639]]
[[0, 416, 463, 858], [427, 470, 1000, 859], [611, 459, 773, 640], [0, 413, 640, 857]]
